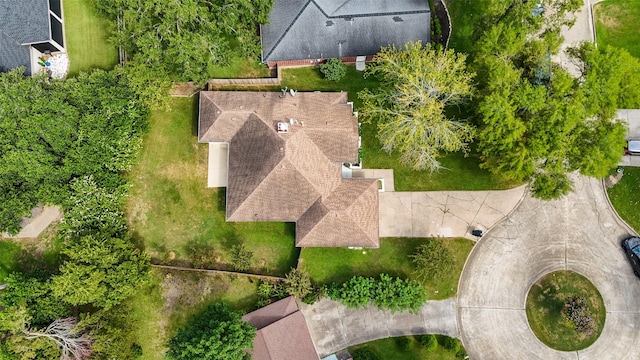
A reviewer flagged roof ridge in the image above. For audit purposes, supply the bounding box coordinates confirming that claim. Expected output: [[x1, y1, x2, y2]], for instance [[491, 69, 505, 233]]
[[263, 0, 313, 62], [343, 179, 379, 245], [287, 131, 340, 197]]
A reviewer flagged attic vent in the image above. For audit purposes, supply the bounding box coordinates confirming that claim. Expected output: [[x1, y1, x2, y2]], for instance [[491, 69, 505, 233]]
[[277, 122, 289, 133], [392, 16, 403, 22], [345, 17, 354, 22], [326, 20, 334, 26]]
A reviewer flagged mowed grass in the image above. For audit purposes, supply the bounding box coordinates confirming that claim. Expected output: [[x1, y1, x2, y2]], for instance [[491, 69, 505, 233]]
[[0, 240, 21, 282], [607, 167, 640, 232], [300, 237, 474, 300], [447, 0, 494, 54], [63, 0, 119, 75], [595, 0, 640, 58], [349, 336, 464, 360], [526, 271, 606, 351], [126, 97, 298, 276], [129, 268, 259, 360]]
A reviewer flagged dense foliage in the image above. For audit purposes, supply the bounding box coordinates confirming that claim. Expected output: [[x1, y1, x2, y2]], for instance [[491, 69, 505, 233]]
[[95, 0, 274, 82], [166, 303, 256, 360], [0, 68, 149, 234], [325, 274, 427, 313], [468, 0, 637, 198], [359, 41, 475, 172], [563, 296, 596, 336], [320, 58, 347, 81]]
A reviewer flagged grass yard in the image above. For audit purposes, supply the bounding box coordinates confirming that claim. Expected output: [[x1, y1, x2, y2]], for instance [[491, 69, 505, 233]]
[[446, 0, 493, 54], [129, 268, 259, 360], [126, 97, 298, 276], [595, 0, 640, 58], [607, 167, 640, 232], [0, 240, 21, 282], [349, 335, 465, 360], [526, 271, 605, 351], [300, 237, 474, 300], [63, 0, 119, 75]]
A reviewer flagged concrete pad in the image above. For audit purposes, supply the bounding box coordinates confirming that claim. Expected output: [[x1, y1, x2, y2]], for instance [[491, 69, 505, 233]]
[[351, 168, 395, 191], [379, 186, 526, 239], [4, 206, 62, 238], [207, 142, 228, 187]]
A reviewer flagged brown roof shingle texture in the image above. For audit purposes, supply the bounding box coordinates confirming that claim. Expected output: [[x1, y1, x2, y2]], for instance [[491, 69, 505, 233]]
[[242, 297, 319, 360], [199, 91, 379, 248]]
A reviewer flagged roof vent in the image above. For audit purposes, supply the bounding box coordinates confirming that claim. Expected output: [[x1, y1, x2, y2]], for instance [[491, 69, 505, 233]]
[[326, 20, 334, 26], [345, 17, 354, 22], [392, 16, 404, 22], [277, 122, 289, 133]]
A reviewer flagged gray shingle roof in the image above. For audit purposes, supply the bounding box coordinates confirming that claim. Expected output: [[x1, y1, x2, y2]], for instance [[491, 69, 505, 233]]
[[261, 0, 430, 62], [199, 91, 380, 248], [0, 0, 54, 75]]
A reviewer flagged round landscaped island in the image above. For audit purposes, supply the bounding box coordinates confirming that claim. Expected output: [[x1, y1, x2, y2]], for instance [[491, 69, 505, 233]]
[[525, 270, 605, 351]]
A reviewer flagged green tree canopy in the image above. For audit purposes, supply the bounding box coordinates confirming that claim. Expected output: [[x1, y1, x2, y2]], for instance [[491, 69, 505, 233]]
[[51, 235, 150, 310], [0, 68, 149, 234], [95, 0, 274, 82], [468, 0, 628, 199], [166, 303, 256, 360], [359, 41, 475, 172]]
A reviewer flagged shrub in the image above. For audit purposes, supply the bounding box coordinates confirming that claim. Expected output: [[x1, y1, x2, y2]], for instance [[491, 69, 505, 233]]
[[455, 346, 469, 359], [396, 337, 414, 351], [410, 239, 454, 280], [441, 336, 461, 353], [284, 268, 313, 299], [351, 348, 380, 360], [320, 58, 347, 81], [563, 296, 596, 336], [229, 243, 252, 271], [419, 334, 437, 351]]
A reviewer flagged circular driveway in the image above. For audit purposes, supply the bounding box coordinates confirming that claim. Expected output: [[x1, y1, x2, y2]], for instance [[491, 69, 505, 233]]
[[458, 175, 640, 359]]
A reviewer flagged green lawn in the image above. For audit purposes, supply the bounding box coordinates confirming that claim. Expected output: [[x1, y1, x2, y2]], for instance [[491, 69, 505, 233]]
[[63, 0, 119, 75], [526, 271, 605, 351], [126, 97, 298, 276], [349, 335, 465, 360], [0, 240, 21, 282], [130, 268, 259, 360], [607, 167, 640, 232], [447, 0, 494, 54], [595, 0, 640, 58], [300, 237, 474, 300]]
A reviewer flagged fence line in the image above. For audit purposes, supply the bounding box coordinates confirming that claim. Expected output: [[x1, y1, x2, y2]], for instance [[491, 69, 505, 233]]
[[151, 264, 286, 281], [207, 66, 282, 87]]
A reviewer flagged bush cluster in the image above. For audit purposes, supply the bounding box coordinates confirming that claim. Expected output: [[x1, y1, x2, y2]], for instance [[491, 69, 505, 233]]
[[320, 58, 347, 81], [563, 296, 596, 335], [419, 334, 437, 351], [324, 274, 427, 313]]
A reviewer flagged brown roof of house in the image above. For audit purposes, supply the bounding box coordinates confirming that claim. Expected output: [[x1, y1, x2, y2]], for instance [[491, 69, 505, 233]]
[[199, 91, 379, 247], [242, 297, 319, 360], [241, 296, 298, 330]]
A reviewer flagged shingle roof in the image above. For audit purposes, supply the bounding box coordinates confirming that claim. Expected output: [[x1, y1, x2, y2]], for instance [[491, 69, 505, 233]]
[[242, 297, 319, 360], [199, 91, 379, 248], [0, 0, 54, 75], [261, 0, 430, 63]]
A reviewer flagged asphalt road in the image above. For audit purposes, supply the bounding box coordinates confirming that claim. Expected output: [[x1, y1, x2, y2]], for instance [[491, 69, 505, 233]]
[[457, 175, 640, 359]]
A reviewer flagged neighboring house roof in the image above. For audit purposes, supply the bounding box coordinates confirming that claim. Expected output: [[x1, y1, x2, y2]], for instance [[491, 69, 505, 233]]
[[0, 0, 61, 75], [242, 297, 319, 360], [261, 0, 431, 63], [199, 91, 379, 248]]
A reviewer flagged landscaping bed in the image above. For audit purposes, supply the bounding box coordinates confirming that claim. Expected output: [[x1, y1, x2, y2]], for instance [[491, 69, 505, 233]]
[[526, 270, 605, 351], [348, 335, 466, 360]]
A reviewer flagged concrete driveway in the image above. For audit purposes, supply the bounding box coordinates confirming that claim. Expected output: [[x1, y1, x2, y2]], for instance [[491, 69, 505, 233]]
[[300, 298, 458, 358], [552, 0, 596, 77], [379, 186, 526, 239], [458, 175, 640, 359]]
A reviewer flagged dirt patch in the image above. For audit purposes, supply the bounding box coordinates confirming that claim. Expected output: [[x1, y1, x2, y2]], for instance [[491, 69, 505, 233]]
[[594, 4, 623, 30]]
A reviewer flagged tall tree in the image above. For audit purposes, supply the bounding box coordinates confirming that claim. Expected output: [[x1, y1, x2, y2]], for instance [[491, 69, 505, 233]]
[[51, 235, 150, 310], [359, 41, 475, 172], [166, 303, 255, 360]]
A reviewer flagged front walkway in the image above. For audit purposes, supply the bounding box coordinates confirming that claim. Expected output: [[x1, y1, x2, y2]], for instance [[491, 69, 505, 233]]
[[300, 298, 458, 358]]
